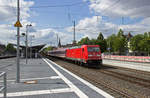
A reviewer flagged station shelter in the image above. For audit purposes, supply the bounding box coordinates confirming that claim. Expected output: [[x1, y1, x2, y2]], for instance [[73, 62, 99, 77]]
[[20, 44, 45, 58], [11, 43, 45, 58]]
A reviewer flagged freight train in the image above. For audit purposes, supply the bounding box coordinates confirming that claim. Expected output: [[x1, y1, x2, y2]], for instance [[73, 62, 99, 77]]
[[48, 45, 102, 66]]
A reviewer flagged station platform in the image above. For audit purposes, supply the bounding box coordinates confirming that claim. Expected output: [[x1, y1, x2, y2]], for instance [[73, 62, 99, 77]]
[[0, 58, 113, 98], [103, 59, 150, 72]]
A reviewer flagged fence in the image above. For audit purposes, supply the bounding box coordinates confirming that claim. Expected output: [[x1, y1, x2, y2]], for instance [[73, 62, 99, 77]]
[[102, 55, 150, 63], [0, 72, 7, 98]]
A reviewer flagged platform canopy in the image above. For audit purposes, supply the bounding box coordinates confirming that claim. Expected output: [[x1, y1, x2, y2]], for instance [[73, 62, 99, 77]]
[[10, 43, 46, 52]]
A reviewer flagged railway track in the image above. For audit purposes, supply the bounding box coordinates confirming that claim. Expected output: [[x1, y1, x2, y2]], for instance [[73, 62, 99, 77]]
[[47, 57, 150, 98], [65, 65, 136, 98], [104, 64, 150, 76], [97, 69, 150, 89]]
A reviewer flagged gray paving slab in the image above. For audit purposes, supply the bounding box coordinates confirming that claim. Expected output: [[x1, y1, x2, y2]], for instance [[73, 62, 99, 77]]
[[0, 58, 17, 80], [46, 59, 106, 98], [0, 58, 113, 98], [20, 59, 58, 79], [7, 79, 68, 92], [0, 58, 16, 69], [10, 92, 78, 98]]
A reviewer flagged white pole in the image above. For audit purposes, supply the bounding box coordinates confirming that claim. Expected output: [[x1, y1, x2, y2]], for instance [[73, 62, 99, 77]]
[[30, 36, 34, 58], [26, 25, 28, 64], [16, 0, 20, 83]]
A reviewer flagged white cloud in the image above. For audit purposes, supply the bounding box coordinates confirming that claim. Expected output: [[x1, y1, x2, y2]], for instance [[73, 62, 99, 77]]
[[0, 0, 34, 45], [67, 0, 150, 40], [28, 28, 73, 46], [119, 17, 150, 34], [0, 0, 34, 21], [88, 0, 150, 18], [0, 24, 16, 44], [1, 0, 150, 46], [66, 16, 115, 39], [0, 0, 72, 46], [66, 16, 150, 40]]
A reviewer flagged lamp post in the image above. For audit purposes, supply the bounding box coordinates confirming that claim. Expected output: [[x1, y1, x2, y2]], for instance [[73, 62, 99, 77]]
[[16, 0, 20, 83], [30, 35, 34, 58], [26, 24, 32, 64], [20, 33, 25, 58]]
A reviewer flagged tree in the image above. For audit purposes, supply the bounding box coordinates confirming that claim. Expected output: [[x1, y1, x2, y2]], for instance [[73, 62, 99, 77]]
[[105, 31, 150, 55], [129, 34, 150, 55], [106, 29, 127, 55], [106, 34, 117, 52], [96, 32, 107, 53], [43, 46, 53, 52], [77, 37, 91, 45], [97, 32, 104, 40], [147, 38, 150, 55], [113, 37, 127, 54], [96, 40, 107, 53], [144, 32, 148, 39], [117, 29, 124, 37], [5, 44, 16, 54], [114, 29, 127, 54], [148, 32, 150, 38], [130, 34, 144, 52], [77, 33, 107, 53], [139, 34, 150, 55], [89, 39, 97, 45], [138, 39, 148, 51]]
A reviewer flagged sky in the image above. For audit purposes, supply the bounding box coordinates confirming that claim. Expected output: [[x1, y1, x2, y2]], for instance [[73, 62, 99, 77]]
[[0, 0, 150, 46]]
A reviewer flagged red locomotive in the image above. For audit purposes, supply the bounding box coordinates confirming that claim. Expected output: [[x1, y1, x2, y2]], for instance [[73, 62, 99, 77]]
[[48, 45, 102, 65]]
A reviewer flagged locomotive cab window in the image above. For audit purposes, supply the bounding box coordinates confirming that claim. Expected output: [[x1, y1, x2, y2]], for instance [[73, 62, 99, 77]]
[[88, 47, 100, 52]]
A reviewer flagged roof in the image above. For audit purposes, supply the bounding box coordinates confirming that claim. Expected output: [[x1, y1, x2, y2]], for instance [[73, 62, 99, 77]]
[[10, 43, 46, 52], [30, 44, 46, 51]]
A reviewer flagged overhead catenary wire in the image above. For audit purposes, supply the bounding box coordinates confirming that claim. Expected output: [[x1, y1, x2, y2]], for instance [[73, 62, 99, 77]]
[[94, 0, 121, 17], [2, 0, 139, 33], [102, 0, 121, 12], [0, 0, 91, 23], [0, 0, 123, 21], [0, 1, 90, 8], [30, 1, 90, 8]]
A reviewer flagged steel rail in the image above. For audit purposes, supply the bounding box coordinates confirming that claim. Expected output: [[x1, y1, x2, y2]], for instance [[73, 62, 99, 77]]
[[98, 70, 150, 89], [62, 64, 136, 98]]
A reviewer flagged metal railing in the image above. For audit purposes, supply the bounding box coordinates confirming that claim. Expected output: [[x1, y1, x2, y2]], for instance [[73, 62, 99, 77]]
[[0, 72, 7, 98]]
